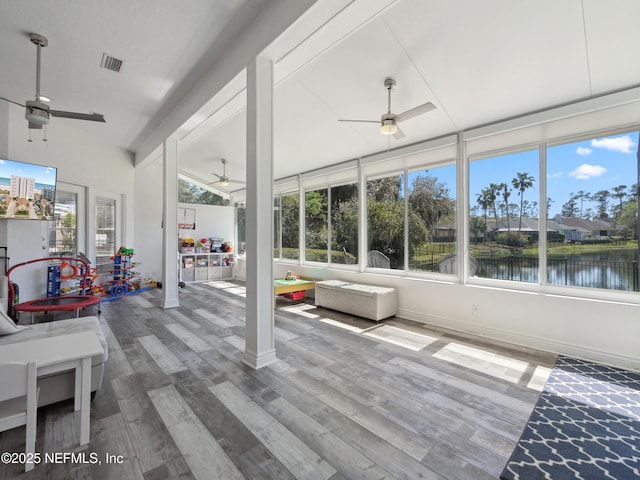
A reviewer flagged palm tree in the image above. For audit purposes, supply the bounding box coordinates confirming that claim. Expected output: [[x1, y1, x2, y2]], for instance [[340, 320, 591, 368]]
[[512, 172, 534, 232], [476, 189, 492, 242], [488, 183, 501, 236], [500, 183, 511, 234]]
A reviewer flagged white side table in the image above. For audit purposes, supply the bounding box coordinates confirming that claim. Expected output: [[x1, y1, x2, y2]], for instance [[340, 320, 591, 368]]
[[0, 331, 104, 445]]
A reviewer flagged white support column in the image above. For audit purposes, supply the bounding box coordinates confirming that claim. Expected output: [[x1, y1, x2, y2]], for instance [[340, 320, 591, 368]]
[[243, 56, 277, 369], [162, 138, 180, 308]]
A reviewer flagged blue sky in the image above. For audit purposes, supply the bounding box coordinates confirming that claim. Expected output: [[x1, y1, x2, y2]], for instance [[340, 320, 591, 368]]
[[419, 132, 638, 218], [0, 158, 57, 186]]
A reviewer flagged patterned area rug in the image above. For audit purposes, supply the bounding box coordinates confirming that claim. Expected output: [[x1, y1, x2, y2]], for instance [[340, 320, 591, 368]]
[[501, 356, 640, 480]]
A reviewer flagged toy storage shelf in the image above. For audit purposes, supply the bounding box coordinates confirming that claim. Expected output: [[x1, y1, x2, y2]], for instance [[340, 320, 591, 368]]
[[180, 253, 234, 284]]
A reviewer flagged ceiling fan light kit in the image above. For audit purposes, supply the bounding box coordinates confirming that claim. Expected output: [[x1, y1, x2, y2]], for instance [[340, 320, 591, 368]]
[[380, 119, 397, 135]]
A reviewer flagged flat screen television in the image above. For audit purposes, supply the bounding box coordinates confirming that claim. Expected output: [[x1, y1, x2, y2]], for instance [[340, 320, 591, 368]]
[[0, 158, 57, 220]]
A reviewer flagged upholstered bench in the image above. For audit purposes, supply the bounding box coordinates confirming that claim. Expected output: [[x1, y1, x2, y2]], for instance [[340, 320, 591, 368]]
[[315, 280, 397, 321]]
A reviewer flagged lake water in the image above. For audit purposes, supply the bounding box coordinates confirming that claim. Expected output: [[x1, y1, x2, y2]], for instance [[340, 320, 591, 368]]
[[476, 249, 640, 291]]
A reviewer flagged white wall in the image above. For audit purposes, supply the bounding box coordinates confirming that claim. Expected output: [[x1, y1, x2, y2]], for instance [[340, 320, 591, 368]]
[[177, 202, 234, 247], [134, 156, 164, 281]]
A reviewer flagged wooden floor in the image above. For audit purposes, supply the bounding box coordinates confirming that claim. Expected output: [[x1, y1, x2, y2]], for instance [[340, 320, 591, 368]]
[[0, 281, 557, 479]]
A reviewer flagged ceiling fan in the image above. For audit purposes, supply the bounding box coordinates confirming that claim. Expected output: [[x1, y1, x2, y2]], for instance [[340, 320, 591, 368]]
[[0, 33, 105, 131], [338, 78, 435, 140], [209, 159, 245, 188]]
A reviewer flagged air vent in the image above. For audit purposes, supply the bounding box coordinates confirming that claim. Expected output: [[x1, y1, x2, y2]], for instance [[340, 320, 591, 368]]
[[101, 53, 124, 73]]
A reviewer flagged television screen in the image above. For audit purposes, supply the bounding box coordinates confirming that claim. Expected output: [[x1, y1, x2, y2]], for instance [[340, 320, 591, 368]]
[[0, 158, 57, 220]]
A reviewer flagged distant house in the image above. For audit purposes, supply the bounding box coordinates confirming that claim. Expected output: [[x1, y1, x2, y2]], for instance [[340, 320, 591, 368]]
[[489, 217, 565, 242], [554, 216, 625, 242]]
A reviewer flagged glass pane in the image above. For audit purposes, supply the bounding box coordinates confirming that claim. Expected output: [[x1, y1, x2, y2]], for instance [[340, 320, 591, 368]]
[[281, 192, 299, 260], [178, 178, 228, 205], [330, 183, 358, 265], [367, 174, 404, 269], [546, 131, 639, 291], [305, 188, 328, 262], [49, 190, 77, 255], [273, 196, 281, 258], [470, 150, 539, 282], [95, 197, 116, 272], [407, 165, 456, 273], [236, 203, 246, 254]]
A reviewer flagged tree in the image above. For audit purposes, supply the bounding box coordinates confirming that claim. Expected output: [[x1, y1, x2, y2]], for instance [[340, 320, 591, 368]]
[[619, 201, 638, 239], [469, 216, 486, 243], [281, 193, 299, 251], [305, 189, 328, 251], [178, 178, 227, 205], [575, 190, 591, 218], [476, 189, 492, 242], [488, 183, 501, 232], [408, 173, 455, 242], [561, 194, 578, 218], [521, 200, 538, 218], [61, 212, 76, 252], [592, 190, 610, 219], [500, 183, 511, 234], [511, 172, 534, 232], [367, 197, 405, 268], [331, 185, 358, 261], [611, 185, 628, 219]]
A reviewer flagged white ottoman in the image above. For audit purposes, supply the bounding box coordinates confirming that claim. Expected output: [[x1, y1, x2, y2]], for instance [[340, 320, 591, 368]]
[[315, 280, 397, 321]]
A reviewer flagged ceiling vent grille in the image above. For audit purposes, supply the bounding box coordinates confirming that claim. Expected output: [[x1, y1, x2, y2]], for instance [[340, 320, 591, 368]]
[[101, 53, 124, 73]]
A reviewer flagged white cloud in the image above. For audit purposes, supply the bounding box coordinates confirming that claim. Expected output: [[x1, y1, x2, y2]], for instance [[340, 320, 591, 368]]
[[547, 171, 563, 179], [569, 164, 607, 180], [591, 135, 637, 154], [576, 146, 592, 155]]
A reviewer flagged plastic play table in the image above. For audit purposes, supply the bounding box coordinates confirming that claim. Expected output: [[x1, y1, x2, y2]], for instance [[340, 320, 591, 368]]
[[273, 278, 316, 296]]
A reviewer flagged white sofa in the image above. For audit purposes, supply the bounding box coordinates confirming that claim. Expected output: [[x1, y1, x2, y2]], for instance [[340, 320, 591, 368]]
[[0, 276, 108, 407], [315, 280, 398, 321]]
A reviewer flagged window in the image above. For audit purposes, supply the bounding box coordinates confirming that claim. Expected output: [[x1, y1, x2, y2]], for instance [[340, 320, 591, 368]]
[[178, 178, 228, 205], [367, 173, 404, 269], [281, 192, 299, 260], [469, 149, 539, 282], [273, 191, 299, 260], [49, 190, 77, 255], [305, 188, 328, 262], [330, 183, 358, 264], [95, 196, 116, 273], [235, 202, 246, 254], [546, 131, 639, 291], [407, 165, 456, 272], [273, 196, 281, 258]]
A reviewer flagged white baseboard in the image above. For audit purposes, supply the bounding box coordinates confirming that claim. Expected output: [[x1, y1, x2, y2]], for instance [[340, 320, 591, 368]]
[[398, 307, 640, 372]]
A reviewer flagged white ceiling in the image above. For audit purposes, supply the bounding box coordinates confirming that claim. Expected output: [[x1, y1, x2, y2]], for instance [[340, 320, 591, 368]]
[[2, 0, 639, 194]]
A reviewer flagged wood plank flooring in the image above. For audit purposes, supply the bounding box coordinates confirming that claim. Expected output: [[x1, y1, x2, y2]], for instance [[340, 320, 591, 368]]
[[0, 281, 557, 479]]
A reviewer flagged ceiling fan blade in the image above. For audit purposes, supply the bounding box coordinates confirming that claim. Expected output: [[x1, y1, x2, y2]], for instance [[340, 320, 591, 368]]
[[337, 119, 380, 124], [0, 96, 26, 108], [49, 109, 105, 122], [211, 173, 223, 180], [393, 126, 405, 140], [229, 179, 246, 184], [395, 102, 436, 123]]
